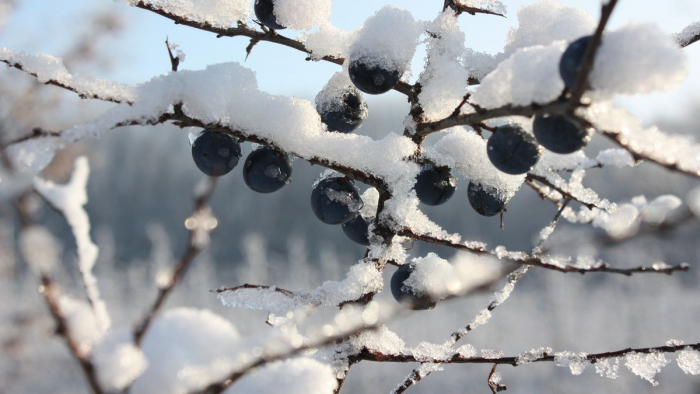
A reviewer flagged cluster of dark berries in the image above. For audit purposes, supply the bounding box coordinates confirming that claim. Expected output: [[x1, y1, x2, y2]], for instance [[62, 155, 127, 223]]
[[191, 130, 292, 193]]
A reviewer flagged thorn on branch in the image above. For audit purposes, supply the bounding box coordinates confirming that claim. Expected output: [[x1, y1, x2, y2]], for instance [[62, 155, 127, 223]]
[[245, 37, 261, 61], [165, 37, 180, 72]]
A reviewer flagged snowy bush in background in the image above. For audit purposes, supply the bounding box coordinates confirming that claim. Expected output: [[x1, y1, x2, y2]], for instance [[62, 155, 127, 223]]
[[1, 0, 700, 393]]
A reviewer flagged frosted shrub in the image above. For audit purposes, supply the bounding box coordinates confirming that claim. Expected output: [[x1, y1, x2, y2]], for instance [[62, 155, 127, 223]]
[[1, 0, 699, 393]]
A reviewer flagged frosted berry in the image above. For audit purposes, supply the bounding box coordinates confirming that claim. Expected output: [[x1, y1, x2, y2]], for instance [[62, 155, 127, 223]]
[[390, 264, 436, 310], [468, 182, 507, 217], [311, 178, 363, 225], [533, 115, 590, 154], [243, 147, 292, 193], [254, 0, 285, 30], [487, 125, 542, 175], [559, 35, 592, 90], [191, 130, 242, 177], [316, 90, 367, 133], [348, 59, 400, 95], [415, 165, 457, 206], [341, 215, 371, 246]]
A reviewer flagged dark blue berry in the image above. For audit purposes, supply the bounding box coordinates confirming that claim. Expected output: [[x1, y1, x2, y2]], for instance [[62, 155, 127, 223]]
[[191, 130, 242, 177], [317, 90, 366, 133], [533, 115, 590, 154], [348, 59, 401, 95], [243, 147, 292, 193], [468, 182, 507, 217], [341, 215, 371, 246], [559, 35, 592, 90], [415, 165, 457, 206], [254, 0, 285, 30], [390, 264, 436, 310], [487, 125, 542, 175], [310, 178, 363, 225]]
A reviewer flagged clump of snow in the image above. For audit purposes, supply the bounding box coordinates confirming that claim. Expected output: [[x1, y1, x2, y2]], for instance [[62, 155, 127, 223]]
[[472, 42, 566, 109], [463, 48, 500, 82], [57, 296, 101, 356], [554, 351, 588, 375], [461, 0, 506, 15], [676, 348, 700, 375], [624, 351, 670, 386], [92, 329, 148, 391], [19, 226, 61, 275], [0, 48, 135, 103], [167, 40, 186, 64], [228, 358, 337, 394], [348, 6, 421, 72], [456, 344, 477, 358], [595, 358, 620, 379], [517, 347, 553, 365], [274, 0, 331, 30], [593, 203, 639, 239], [481, 349, 504, 359], [640, 195, 682, 225], [592, 23, 689, 95], [674, 21, 700, 47], [504, 0, 595, 54], [300, 23, 352, 60], [359, 187, 379, 218], [418, 11, 469, 121], [5, 136, 58, 174], [132, 308, 241, 394], [416, 362, 443, 377], [349, 325, 405, 354], [315, 72, 367, 122], [123, 0, 250, 29], [412, 342, 455, 361], [425, 128, 525, 200], [34, 157, 110, 333], [594, 149, 635, 168]]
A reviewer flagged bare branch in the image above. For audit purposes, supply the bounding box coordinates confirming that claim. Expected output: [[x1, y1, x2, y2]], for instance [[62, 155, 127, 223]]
[[397, 228, 690, 276], [165, 37, 179, 72], [133, 177, 217, 345], [40, 275, 105, 394], [444, 0, 505, 17]]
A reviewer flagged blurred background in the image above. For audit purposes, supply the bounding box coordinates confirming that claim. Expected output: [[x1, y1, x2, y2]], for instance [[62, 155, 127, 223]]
[[0, 0, 699, 392]]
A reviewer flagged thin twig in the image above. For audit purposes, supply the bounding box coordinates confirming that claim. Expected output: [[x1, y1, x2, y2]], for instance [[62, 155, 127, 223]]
[[133, 177, 217, 345], [165, 37, 179, 72]]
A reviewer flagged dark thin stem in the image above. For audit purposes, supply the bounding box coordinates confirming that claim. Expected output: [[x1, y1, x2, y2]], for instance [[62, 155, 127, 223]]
[[165, 37, 179, 72], [526, 173, 599, 210], [133, 178, 217, 345], [353, 342, 700, 366]]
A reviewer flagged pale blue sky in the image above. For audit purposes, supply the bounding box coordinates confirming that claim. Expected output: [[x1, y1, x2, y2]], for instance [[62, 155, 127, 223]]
[[2, 0, 699, 123]]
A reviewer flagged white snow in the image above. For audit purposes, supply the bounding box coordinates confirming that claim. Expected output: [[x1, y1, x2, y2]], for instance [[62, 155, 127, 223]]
[[418, 11, 469, 121], [347, 6, 421, 72], [273, 0, 331, 30], [460, 0, 506, 15], [5, 136, 58, 174], [226, 358, 337, 394], [57, 296, 101, 356], [504, 0, 595, 54], [132, 308, 242, 394], [34, 157, 110, 333], [674, 21, 700, 47], [624, 351, 670, 386], [472, 42, 566, 109], [0, 48, 135, 103], [92, 329, 148, 391], [402, 253, 457, 299], [517, 347, 552, 365], [122, 0, 250, 29], [349, 325, 405, 355], [595, 358, 620, 379], [554, 351, 588, 375], [686, 187, 700, 217], [676, 348, 700, 375], [315, 72, 367, 124], [592, 23, 689, 95], [301, 23, 352, 60]]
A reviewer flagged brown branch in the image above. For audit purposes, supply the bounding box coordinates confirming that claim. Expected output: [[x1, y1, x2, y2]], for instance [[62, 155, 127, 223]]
[[568, 0, 619, 106], [133, 177, 217, 345], [488, 365, 506, 393], [526, 173, 599, 210], [397, 228, 690, 276], [352, 342, 700, 366], [40, 275, 105, 394], [1, 127, 61, 149], [444, 0, 506, 17], [0, 58, 132, 105], [165, 37, 179, 72]]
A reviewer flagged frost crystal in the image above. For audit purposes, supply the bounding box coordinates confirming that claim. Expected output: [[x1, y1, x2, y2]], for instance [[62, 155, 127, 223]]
[[554, 351, 588, 375], [517, 347, 553, 365], [677, 348, 700, 375], [624, 351, 670, 386], [300, 23, 352, 60], [594, 358, 620, 379], [122, 0, 251, 29], [456, 344, 477, 358], [674, 21, 700, 47], [481, 349, 504, 359]]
